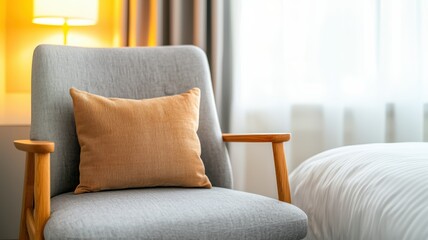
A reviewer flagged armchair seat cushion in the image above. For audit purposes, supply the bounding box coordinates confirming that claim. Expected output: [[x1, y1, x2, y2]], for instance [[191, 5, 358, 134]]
[[45, 187, 307, 240]]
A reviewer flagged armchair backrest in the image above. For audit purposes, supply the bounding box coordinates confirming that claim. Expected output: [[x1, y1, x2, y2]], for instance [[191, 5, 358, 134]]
[[30, 45, 232, 197]]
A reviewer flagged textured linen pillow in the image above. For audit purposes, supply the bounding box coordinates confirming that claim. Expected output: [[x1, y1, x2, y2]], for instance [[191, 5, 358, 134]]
[[70, 87, 212, 194]]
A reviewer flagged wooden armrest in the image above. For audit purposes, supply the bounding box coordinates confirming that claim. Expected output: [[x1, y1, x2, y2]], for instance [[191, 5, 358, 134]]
[[14, 140, 55, 153], [223, 133, 292, 203], [14, 139, 53, 240], [222, 133, 291, 143]]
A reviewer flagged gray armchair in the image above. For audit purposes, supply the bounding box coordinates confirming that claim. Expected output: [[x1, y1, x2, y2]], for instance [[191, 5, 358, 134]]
[[14, 45, 307, 240]]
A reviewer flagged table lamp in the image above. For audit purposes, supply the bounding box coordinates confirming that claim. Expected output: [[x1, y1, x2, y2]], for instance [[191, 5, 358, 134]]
[[33, 0, 99, 45]]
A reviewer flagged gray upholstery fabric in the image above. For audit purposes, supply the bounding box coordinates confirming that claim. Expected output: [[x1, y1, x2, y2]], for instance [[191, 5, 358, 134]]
[[30, 45, 233, 197], [45, 187, 307, 239]]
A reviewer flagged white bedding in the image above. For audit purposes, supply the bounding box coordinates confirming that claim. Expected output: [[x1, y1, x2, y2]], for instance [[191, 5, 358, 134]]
[[290, 143, 428, 240]]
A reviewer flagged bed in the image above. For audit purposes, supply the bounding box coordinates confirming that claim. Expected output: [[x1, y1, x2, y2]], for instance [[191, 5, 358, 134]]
[[290, 142, 428, 240]]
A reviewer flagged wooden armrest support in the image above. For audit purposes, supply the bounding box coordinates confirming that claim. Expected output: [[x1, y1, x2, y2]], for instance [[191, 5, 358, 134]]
[[26, 209, 36, 239], [223, 133, 292, 204], [14, 140, 55, 153], [222, 133, 291, 143], [14, 140, 53, 240]]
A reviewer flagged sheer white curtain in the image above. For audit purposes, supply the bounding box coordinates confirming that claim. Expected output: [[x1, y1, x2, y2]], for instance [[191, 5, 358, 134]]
[[229, 0, 428, 198]]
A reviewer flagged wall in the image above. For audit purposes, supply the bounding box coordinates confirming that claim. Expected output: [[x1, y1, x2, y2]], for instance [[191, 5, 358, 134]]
[[0, 0, 5, 115], [0, 126, 30, 240], [0, 0, 121, 125], [5, 0, 119, 93], [0, 1, 121, 239]]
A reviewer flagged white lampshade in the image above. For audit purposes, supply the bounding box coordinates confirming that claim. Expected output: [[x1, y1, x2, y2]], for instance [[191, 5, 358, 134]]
[[33, 0, 98, 26]]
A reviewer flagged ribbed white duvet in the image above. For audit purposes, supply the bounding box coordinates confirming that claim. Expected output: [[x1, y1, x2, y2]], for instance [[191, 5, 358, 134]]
[[290, 143, 428, 240]]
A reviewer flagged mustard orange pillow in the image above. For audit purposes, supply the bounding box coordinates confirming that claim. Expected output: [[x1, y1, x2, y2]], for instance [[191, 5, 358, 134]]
[[70, 87, 212, 194]]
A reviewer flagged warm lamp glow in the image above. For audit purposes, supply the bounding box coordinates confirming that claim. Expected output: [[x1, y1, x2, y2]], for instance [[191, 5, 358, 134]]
[[33, 0, 99, 26], [33, 0, 99, 45], [33, 17, 96, 26]]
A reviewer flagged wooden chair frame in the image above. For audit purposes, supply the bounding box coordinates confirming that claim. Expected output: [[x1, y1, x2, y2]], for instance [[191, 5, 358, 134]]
[[15, 133, 291, 240]]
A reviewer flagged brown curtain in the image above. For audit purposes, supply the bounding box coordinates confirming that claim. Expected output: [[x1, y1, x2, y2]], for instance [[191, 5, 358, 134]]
[[119, 0, 233, 132]]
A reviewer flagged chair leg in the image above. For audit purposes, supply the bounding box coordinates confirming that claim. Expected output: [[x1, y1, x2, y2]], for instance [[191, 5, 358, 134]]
[[20, 153, 34, 240], [34, 153, 50, 240], [272, 142, 292, 203]]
